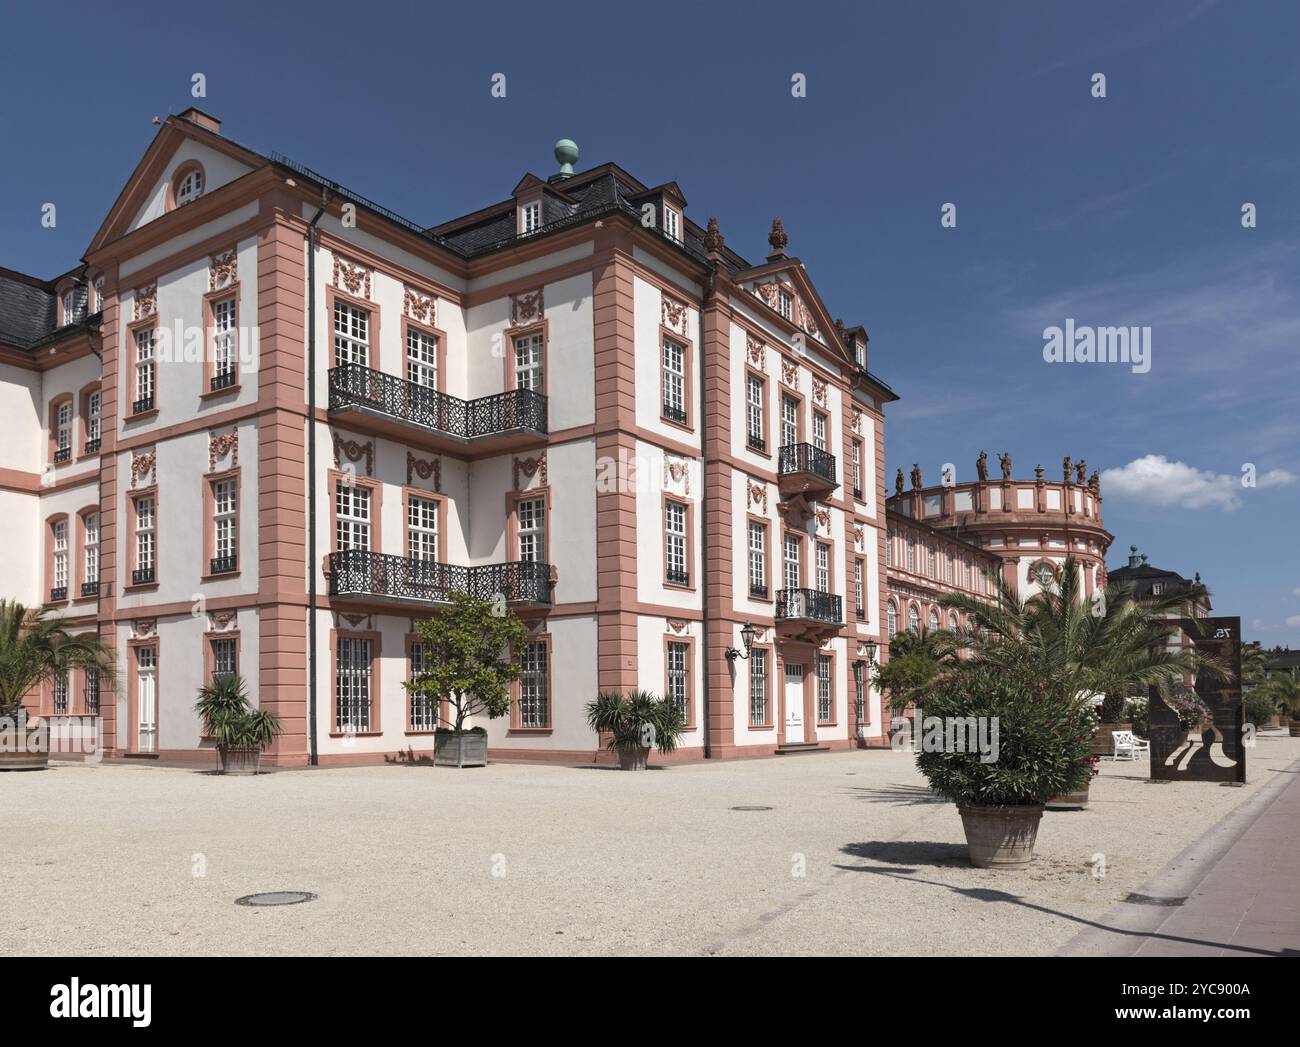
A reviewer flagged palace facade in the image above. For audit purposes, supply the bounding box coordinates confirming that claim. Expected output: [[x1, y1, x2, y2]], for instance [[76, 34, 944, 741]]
[[0, 109, 900, 766]]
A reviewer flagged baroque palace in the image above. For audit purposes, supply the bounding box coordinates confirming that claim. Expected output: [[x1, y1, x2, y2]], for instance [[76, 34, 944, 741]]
[[2, 109, 912, 766]]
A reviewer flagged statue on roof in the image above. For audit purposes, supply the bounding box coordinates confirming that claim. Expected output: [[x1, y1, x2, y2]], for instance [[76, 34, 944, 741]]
[[895, 468, 904, 497], [768, 217, 789, 256], [998, 452, 1012, 480], [910, 463, 923, 491], [1034, 463, 1045, 484], [1076, 458, 1087, 484], [976, 450, 989, 482], [1063, 455, 1072, 484], [1089, 469, 1100, 494]]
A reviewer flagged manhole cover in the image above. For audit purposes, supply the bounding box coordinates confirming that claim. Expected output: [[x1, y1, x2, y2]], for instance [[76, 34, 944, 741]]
[[235, 891, 317, 907], [730, 805, 773, 812], [1123, 893, 1187, 907]]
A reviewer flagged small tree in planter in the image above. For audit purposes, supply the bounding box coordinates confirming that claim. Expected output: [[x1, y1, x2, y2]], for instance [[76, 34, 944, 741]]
[[194, 674, 281, 775], [1259, 672, 1300, 737], [405, 592, 528, 768], [585, 689, 686, 770], [916, 663, 1094, 868]]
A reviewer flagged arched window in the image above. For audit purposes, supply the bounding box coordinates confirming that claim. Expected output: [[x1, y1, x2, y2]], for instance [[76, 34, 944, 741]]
[[948, 612, 958, 633], [887, 601, 897, 638], [170, 161, 205, 210], [908, 605, 919, 633], [928, 608, 939, 632]]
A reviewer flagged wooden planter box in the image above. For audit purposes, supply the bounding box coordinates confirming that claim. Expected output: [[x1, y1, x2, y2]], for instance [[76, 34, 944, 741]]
[[434, 731, 488, 768], [0, 720, 49, 771]]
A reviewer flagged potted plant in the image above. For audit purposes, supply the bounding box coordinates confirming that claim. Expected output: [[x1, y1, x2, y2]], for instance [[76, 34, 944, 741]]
[[1259, 672, 1300, 737], [1047, 704, 1101, 810], [1244, 688, 1280, 731], [404, 592, 528, 768], [916, 663, 1095, 868], [585, 689, 687, 769], [0, 600, 114, 771], [194, 674, 281, 774], [1162, 683, 1214, 745]]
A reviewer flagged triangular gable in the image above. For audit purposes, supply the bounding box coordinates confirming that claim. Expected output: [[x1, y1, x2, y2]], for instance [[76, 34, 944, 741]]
[[737, 258, 856, 370], [85, 116, 267, 256]]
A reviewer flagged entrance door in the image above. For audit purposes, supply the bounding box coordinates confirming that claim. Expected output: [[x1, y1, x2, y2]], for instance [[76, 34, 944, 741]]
[[137, 646, 157, 753], [784, 664, 805, 743]]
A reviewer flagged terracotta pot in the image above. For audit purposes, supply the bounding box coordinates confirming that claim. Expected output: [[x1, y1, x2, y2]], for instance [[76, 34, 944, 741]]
[[0, 719, 49, 771], [1045, 781, 1090, 811], [218, 746, 262, 775], [617, 745, 650, 771], [1290, 720, 1300, 738], [1091, 723, 1131, 756], [957, 805, 1044, 868]]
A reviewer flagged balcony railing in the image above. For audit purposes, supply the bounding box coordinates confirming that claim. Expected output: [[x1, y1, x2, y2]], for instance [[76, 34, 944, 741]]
[[747, 433, 766, 453], [749, 582, 769, 599], [50, 586, 67, 602], [776, 588, 842, 625], [132, 567, 155, 586], [666, 568, 690, 586], [662, 402, 687, 426], [778, 443, 837, 485], [80, 581, 99, 598], [53, 447, 71, 463], [328, 550, 552, 606], [211, 369, 237, 391], [84, 438, 101, 455], [132, 396, 154, 415], [210, 555, 238, 575], [328, 364, 547, 442]]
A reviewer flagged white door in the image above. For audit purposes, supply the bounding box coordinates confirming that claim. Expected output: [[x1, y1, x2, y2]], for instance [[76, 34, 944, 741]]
[[138, 647, 157, 754], [784, 664, 805, 744]]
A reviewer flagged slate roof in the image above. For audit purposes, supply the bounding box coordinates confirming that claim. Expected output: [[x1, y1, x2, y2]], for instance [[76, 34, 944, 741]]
[[0, 265, 94, 351]]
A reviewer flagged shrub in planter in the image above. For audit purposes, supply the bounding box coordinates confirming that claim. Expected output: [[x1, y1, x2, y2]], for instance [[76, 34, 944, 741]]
[[1244, 689, 1280, 731], [916, 663, 1095, 867], [585, 689, 686, 770], [194, 675, 281, 775], [1123, 697, 1150, 738], [432, 726, 488, 768]]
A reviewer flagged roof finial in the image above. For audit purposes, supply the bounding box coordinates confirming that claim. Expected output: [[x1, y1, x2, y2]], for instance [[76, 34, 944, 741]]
[[554, 139, 579, 178], [767, 217, 788, 259], [703, 216, 725, 258]]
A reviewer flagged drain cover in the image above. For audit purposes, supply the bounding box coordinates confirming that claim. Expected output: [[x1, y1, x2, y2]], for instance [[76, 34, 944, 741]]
[[730, 805, 773, 811], [1124, 893, 1187, 907], [235, 891, 317, 907]]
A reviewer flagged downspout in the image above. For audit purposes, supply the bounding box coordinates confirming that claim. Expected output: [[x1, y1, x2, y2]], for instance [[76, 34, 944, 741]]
[[699, 265, 715, 758], [305, 188, 330, 767]]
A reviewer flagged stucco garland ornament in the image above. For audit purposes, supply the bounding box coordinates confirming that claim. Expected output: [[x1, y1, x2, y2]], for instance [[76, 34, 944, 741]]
[[404, 286, 436, 326]]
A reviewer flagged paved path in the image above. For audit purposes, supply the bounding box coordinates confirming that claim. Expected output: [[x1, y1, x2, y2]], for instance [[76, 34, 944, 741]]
[[1061, 752, 1300, 957]]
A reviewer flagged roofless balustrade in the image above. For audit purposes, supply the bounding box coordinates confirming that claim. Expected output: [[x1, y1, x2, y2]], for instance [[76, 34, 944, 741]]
[[328, 363, 548, 454]]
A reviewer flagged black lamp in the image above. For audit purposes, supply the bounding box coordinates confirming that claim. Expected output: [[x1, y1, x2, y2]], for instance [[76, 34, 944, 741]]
[[725, 622, 758, 662]]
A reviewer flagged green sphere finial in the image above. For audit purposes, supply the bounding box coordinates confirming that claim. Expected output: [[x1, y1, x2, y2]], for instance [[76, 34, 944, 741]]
[[554, 139, 578, 177]]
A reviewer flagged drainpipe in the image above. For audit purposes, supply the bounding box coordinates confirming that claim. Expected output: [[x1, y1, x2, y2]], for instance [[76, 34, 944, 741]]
[[699, 265, 715, 758], [305, 187, 330, 767]]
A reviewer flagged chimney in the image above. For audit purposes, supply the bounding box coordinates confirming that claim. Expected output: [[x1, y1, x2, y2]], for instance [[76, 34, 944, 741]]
[[179, 107, 221, 135], [1127, 544, 1140, 568]]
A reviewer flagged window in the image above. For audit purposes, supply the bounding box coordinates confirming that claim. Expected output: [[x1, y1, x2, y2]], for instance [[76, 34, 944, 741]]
[[518, 640, 549, 728], [133, 496, 155, 584], [51, 520, 68, 600], [661, 336, 687, 424], [212, 478, 237, 573], [211, 296, 237, 389], [335, 636, 372, 733], [85, 390, 101, 452], [854, 559, 864, 619], [815, 542, 830, 593], [817, 654, 832, 723], [948, 613, 959, 634], [778, 288, 793, 321], [780, 395, 798, 448], [663, 206, 680, 242], [812, 412, 827, 452], [84, 668, 100, 716], [749, 648, 768, 727], [854, 339, 866, 369], [514, 331, 544, 391], [887, 601, 897, 638], [927, 544, 936, 577], [1151, 582, 1164, 596], [665, 500, 688, 585], [886, 529, 893, 566], [61, 290, 75, 326], [175, 166, 203, 206], [783, 534, 801, 591], [133, 328, 155, 412], [521, 201, 541, 235], [929, 609, 939, 633], [409, 640, 437, 731], [746, 373, 765, 451], [408, 496, 439, 561], [850, 441, 862, 497], [945, 552, 953, 584], [54, 401, 72, 462], [748, 520, 767, 597], [908, 605, 919, 633], [335, 481, 371, 552], [905, 537, 914, 572], [407, 327, 438, 388], [211, 637, 237, 679], [666, 641, 688, 719], [516, 497, 545, 563], [83, 513, 99, 595], [93, 276, 104, 313], [854, 662, 866, 729], [53, 670, 69, 714], [333, 301, 369, 368]]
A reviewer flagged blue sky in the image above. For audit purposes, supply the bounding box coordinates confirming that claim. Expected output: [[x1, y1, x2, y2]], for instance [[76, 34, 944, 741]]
[[2, 0, 1297, 645]]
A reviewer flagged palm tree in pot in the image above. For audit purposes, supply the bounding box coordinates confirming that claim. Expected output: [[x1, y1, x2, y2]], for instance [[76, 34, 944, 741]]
[[0, 600, 115, 771], [585, 689, 687, 769], [194, 674, 281, 774], [1259, 671, 1300, 737]]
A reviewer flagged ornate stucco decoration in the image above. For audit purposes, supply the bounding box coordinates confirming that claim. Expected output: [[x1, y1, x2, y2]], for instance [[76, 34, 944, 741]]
[[755, 282, 779, 310], [333, 255, 372, 298], [667, 619, 689, 635], [513, 453, 547, 492], [781, 357, 799, 388], [130, 451, 156, 489], [798, 300, 820, 339], [663, 456, 692, 497], [406, 451, 441, 492], [208, 611, 237, 632], [131, 620, 156, 639], [815, 506, 831, 533], [661, 294, 688, 335], [851, 410, 863, 435], [746, 335, 766, 372], [510, 288, 544, 326], [339, 613, 372, 630], [747, 480, 768, 512], [853, 524, 865, 549], [332, 433, 374, 477], [208, 429, 238, 473], [133, 282, 157, 321], [209, 248, 237, 291], [812, 377, 827, 406], [404, 286, 436, 326]]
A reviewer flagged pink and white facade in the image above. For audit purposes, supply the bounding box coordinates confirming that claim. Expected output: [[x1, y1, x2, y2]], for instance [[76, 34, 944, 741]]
[[0, 109, 899, 767]]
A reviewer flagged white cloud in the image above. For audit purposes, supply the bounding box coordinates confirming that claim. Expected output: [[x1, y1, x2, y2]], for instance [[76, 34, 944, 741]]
[[1259, 469, 1298, 489], [1287, 615, 1300, 628], [1101, 455, 1294, 512]]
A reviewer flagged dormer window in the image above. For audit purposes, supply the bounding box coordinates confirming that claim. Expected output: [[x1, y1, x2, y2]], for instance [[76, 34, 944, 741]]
[[175, 167, 203, 206], [1151, 583, 1164, 596], [93, 276, 104, 313], [663, 205, 680, 243], [778, 289, 793, 321], [61, 290, 75, 326], [520, 201, 541, 235], [854, 339, 866, 369]]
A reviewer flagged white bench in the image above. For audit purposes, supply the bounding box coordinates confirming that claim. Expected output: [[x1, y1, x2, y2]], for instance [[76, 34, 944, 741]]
[[1112, 730, 1150, 761]]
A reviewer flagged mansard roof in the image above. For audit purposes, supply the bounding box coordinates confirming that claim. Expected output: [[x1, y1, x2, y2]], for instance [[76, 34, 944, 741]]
[[0, 264, 93, 352]]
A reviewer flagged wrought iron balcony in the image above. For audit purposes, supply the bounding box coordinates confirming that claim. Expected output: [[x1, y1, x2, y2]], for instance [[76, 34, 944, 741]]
[[777, 443, 838, 494], [209, 555, 238, 575], [662, 402, 688, 426], [776, 588, 842, 626], [53, 447, 71, 463], [49, 586, 67, 602], [80, 581, 99, 597], [747, 433, 766, 453], [666, 567, 690, 586], [211, 369, 237, 391], [84, 438, 101, 455], [328, 550, 552, 608], [328, 364, 547, 451], [132, 396, 154, 415], [749, 582, 769, 599], [132, 567, 155, 586]]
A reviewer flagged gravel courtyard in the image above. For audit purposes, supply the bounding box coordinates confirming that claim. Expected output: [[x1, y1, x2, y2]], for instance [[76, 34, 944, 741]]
[[5, 732, 1298, 956]]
